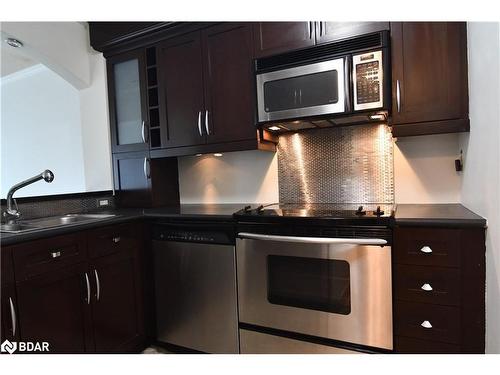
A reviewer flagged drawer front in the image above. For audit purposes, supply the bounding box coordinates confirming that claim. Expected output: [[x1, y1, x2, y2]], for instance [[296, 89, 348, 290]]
[[395, 301, 460, 344], [12, 232, 87, 281], [87, 222, 141, 258], [394, 227, 460, 267], [394, 336, 460, 354], [394, 264, 461, 306]]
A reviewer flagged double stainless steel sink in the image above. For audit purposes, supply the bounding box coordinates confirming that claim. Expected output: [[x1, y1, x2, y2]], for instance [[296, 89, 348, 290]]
[[0, 213, 117, 233]]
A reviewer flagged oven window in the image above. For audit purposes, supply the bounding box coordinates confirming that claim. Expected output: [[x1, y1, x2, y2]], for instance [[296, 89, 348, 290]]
[[263, 70, 339, 112], [267, 255, 351, 315]]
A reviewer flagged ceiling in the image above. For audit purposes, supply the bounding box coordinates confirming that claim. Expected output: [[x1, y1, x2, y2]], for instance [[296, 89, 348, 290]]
[[1, 40, 38, 77]]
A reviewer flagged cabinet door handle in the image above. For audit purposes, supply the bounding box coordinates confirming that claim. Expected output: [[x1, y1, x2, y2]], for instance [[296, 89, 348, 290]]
[[396, 79, 401, 113], [94, 269, 101, 302], [141, 121, 149, 143], [143, 158, 151, 179], [197, 111, 202, 136], [84, 272, 91, 305], [420, 246, 433, 254], [9, 297, 16, 337], [421, 320, 433, 329], [421, 283, 433, 292], [205, 110, 210, 135], [50, 251, 61, 258]]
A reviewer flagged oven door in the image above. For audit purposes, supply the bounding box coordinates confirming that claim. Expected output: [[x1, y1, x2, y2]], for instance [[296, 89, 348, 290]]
[[256, 58, 348, 123], [236, 233, 392, 350]]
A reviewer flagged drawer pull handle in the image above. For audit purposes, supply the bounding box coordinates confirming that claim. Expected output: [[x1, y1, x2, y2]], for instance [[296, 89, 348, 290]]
[[112, 237, 121, 243], [421, 320, 433, 329], [420, 246, 433, 254], [421, 283, 433, 292], [51, 251, 61, 258]]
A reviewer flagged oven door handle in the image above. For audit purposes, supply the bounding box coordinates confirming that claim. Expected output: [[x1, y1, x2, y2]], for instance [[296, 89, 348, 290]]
[[237, 232, 387, 245]]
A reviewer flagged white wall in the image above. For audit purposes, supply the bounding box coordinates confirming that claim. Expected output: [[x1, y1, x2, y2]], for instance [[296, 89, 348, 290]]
[[178, 150, 279, 204], [0, 64, 87, 197], [79, 53, 113, 193], [460, 22, 500, 354], [393, 133, 462, 203]]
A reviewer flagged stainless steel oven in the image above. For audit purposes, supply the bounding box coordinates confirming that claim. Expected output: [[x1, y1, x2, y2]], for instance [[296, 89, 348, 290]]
[[236, 233, 393, 351], [255, 31, 390, 128]]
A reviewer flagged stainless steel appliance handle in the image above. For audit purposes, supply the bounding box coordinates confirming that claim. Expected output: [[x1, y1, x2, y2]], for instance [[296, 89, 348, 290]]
[[320, 21, 324, 37], [205, 110, 210, 135], [84, 272, 91, 305], [308, 22, 312, 39], [9, 297, 16, 337], [143, 158, 151, 179], [396, 79, 401, 113], [141, 121, 149, 143], [94, 269, 100, 302], [197, 111, 202, 136], [238, 232, 387, 245]]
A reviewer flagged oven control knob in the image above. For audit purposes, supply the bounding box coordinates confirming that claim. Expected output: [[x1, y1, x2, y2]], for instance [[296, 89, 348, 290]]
[[355, 206, 366, 216], [373, 206, 384, 216]]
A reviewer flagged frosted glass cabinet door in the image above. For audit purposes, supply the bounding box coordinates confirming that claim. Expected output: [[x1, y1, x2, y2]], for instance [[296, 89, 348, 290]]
[[108, 50, 148, 152]]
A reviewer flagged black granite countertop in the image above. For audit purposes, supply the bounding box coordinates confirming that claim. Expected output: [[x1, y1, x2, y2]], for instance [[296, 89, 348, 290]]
[[394, 204, 487, 227], [2, 203, 487, 246], [143, 204, 250, 220], [0, 204, 250, 246]]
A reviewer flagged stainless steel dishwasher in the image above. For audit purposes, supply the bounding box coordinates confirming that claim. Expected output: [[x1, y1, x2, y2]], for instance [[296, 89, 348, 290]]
[[152, 221, 239, 353]]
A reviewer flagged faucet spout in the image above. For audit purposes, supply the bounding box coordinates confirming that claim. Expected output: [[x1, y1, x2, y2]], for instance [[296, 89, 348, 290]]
[[4, 170, 54, 222]]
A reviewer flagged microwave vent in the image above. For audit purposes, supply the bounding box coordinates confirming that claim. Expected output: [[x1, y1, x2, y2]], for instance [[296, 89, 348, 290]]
[[256, 31, 387, 72]]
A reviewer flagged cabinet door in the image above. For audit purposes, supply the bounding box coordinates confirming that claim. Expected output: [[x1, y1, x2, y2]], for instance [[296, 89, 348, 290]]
[[1, 248, 19, 343], [202, 23, 257, 144], [158, 31, 206, 148], [315, 22, 389, 44], [15, 263, 93, 353], [107, 49, 149, 153], [390, 22, 468, 129], [112, 151, 151, 207], [253, 22, 315, 58], [90, 249, 144, 353]]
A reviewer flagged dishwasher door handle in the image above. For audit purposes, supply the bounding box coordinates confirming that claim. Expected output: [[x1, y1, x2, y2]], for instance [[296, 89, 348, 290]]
[[237, 232, 387, 245]]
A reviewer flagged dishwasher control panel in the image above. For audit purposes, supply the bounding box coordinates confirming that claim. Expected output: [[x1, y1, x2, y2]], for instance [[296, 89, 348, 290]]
[[152, 223, 234, 245]]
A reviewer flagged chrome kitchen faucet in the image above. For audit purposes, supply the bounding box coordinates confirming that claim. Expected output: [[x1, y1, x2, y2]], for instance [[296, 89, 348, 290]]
[[3, 170, 54, 230]]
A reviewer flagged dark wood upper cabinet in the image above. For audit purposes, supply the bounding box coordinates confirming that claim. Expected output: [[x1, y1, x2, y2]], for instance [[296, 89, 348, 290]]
[[158, 32, 206, 148], [253, 22, 315, 58], [155, 23, 267, 155], [112, 151, 179, 208], [390, 22, 469, 136], [202, 23, 257, 144], [15, 262, 94, 353], [107, 49, 149, 153], [315, 22, 389, 44]]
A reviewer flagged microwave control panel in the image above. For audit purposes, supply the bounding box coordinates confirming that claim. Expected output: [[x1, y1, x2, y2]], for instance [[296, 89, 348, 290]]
[[353, 50, 384, 111]]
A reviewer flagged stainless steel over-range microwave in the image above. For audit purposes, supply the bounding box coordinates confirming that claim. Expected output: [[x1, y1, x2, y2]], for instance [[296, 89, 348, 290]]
[[255, 31, 390, 124]]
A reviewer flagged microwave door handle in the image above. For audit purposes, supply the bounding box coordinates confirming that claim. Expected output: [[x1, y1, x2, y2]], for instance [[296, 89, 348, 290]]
[[238, 232, 387, 246]]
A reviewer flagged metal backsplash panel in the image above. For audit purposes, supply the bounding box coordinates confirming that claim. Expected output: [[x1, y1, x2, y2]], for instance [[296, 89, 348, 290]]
[[277, 124, 394, 204]]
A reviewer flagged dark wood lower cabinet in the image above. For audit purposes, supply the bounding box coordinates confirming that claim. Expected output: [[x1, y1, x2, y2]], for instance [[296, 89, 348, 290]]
[[90, 249, 145, 353], [15, 262, 93, 353], [1, 248, 19, 343], [393, 226, 486, 353], [1, 221, 146, 353]]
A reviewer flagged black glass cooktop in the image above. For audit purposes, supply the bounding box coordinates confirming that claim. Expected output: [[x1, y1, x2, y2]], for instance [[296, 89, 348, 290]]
[[234, 203, 394, 222]]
